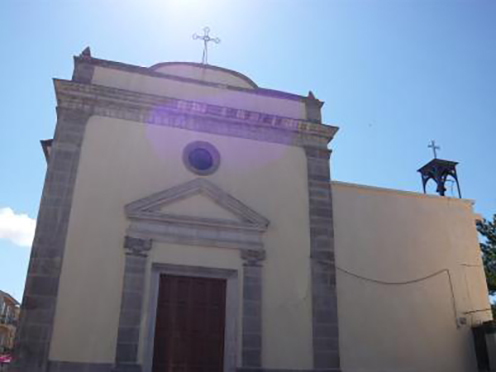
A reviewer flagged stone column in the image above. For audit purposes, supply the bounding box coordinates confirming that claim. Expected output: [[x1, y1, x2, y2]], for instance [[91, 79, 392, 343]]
[[11, 108, 91, 372], [240, 249, 265, 369], [305, 146, 340, 371], [113, 236, 152, 372]]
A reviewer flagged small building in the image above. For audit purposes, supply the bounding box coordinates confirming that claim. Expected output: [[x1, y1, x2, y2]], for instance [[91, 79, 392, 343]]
[[13, 49, 492, 372], [0, 290, 20, 354]]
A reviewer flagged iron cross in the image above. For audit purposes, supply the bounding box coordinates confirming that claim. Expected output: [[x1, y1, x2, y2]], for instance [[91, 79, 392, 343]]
[[428, 140, 440, 158], [193, 27, 220, 65]]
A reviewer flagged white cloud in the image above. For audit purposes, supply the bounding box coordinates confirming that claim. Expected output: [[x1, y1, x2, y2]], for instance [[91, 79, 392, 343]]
[[0, 207, 36, 247]]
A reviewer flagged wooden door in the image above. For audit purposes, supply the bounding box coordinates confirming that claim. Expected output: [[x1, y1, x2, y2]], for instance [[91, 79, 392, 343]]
[[152, 275, 226, 372]]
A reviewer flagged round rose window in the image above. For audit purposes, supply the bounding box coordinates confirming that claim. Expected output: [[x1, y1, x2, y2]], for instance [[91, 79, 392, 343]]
[[183, 141, 220, 175]]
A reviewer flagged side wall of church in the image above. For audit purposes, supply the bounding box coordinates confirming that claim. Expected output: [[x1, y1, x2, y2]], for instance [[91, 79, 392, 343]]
[[332, 181, 491, 372], [48, 116, 315, 369]]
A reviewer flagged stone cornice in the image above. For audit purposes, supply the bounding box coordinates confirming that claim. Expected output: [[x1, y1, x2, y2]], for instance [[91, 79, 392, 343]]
[[127, 211, 266, 232], [75, 55, 307, 102], [54, 79, 338, 148]]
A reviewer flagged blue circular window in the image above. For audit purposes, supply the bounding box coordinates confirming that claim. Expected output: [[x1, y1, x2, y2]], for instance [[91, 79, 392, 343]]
[[183, 141, 220, 175], [188, 148, 213, 171]]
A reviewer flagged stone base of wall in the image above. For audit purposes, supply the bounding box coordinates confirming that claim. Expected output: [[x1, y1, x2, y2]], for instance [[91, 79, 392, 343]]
[[49, 361, 112, 372], [11, 361, 341, 372], [52, 366, 341, 372], [237, 369, 341, 372], [48, 362, 146, 372]]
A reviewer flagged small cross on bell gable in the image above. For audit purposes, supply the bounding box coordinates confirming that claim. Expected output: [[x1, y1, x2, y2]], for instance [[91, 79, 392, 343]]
[[417, 141, 462, 198]]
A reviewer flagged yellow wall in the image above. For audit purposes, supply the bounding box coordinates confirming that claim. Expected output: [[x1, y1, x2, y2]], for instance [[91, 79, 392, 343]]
[[91, 66, 308, 120], [332, 181, 491, 372], [48, 62, 491, 372], [48, 114, 491, 371], [49, 116, 314, 369]]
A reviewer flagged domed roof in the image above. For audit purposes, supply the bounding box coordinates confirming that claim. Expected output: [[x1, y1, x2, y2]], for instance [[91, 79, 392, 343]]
[[149, 62, 258, 89]]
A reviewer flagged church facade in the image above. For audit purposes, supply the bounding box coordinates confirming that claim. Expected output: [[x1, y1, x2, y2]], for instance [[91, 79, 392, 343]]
[[13, 50, 491, 372]]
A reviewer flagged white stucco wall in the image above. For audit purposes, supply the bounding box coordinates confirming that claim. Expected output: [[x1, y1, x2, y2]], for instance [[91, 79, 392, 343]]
[[49, 116, 314, 369], [332, 181, 491, 372]]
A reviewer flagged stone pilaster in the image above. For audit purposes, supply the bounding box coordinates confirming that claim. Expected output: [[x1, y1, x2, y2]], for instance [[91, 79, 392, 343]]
[[304, 91, 324, 123], [305, 146, 340, 371], [72, 47, 95, 84], [11, 108, 91, 372], [113, 236, 152, 372], [240, 249, 265, 368]]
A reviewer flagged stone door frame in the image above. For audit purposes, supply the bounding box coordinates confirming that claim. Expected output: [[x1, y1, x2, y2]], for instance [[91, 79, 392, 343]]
[[114, 179, 269, 372]]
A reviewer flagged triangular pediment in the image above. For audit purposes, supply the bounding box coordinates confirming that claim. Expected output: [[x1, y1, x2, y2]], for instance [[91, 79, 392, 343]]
[[125, 178, 270, 232], [156, 194, 241, 222]]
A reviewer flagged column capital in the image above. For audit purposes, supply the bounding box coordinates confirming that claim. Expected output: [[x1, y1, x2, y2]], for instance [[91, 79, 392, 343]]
[[124, 236, 152, 257], [241, 249, 266, 266], [304, 146, 332, 160]]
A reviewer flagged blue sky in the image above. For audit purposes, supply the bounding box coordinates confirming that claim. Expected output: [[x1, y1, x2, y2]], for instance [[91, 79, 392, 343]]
[[0, 0, 495, 301]]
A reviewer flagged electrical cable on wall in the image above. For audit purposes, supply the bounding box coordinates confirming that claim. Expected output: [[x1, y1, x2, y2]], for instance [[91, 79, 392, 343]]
[[335, 266, 459, 327]]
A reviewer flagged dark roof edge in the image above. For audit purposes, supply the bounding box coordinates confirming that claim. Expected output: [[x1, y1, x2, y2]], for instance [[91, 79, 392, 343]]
[[0, 290, 20, 306], [417, 158, 459, 172], [75, 56, 309, 102]]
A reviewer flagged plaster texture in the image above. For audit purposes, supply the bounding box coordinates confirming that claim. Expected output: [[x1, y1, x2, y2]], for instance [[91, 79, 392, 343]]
[[49, 117, 314, 369], [332, 181, 491, 372], [18, 53, 490, 372]]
